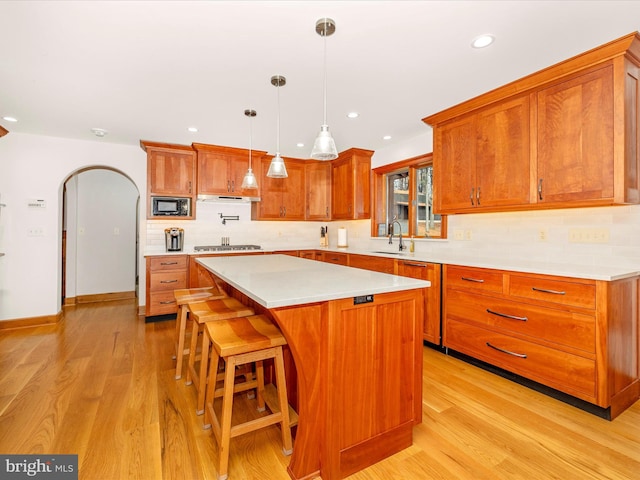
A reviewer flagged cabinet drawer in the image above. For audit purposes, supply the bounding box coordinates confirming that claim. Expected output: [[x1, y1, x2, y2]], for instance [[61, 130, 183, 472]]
[[150, 271, 187, 291], [349, 254, 395, 274], [509, 275, 596, 310], [149, 291, 179, 315], [149, 255, 188, 271], [445, 320, 596, 401], [446, 265, 503, 294], [446, 289, 595, 354], [323, 252, 348, 265]]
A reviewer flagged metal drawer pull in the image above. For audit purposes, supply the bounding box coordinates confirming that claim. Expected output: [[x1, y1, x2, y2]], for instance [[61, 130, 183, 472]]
[[470, 187, 475, 206], [160, 261, 178, 266], [402, 262, 426, 268], [532, 287, 566, 295], [160, 279, 179, 283], [461, 276, 484, 283], [486, 308, 528, 321], [538, 178, 543, 200], [160, 300, 176, 305], [486, 342, 528, 358]]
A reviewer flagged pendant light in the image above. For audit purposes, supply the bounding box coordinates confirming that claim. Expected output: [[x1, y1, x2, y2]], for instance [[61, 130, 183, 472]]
[[310, 18, 338, 161], [267, 75, 288, 178], [241, 109, 259, 189]]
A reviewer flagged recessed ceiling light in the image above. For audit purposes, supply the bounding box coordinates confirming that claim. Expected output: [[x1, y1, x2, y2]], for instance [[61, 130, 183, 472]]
[[90, 128, 108, 137], [296, 142, 305, 148], [2, 116, 17, 122], [347, 112, 359, 119], [383, 135, 392, 140], [187, 126, 198, 133], [471, 34, 495, 49]]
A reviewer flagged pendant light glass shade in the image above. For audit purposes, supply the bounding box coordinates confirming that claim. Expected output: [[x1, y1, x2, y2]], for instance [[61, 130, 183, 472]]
[[266, 153, 287, 178], [241, 109, 259, 189], [267, 75, 288, 178], [311, 18, 338, 161]]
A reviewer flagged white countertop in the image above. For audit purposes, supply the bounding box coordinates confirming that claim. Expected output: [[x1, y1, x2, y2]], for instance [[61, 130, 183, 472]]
[[197, 254, 431, 309], [146, 245, 640, 282]]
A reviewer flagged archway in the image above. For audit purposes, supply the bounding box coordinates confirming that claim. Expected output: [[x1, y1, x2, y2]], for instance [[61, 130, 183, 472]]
[[62, 167, 140, 305]]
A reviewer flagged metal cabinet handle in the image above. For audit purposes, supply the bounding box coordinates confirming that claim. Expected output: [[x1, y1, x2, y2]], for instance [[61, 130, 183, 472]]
[[160, 300, 176, 305], [401, 262, 426, 268], [486, 342, 528, 358], [538, 178, 543, 200], [486, 308, 528, 322], [160, 261, 178, 266], [532, 287, 566, 295], [461, 276, 484, 283], [188, 181, 192, 194], [231, 180, 235, 192], [160, 279, 179, 284], [326, 206, 329, 216], [470, 188, 475, 206], [227, 180, 231, 192], [283, 206, 286, 217], [477, 186, 481, 205]]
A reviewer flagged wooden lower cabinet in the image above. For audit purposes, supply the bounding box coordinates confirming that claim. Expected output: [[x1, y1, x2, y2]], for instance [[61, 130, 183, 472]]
[[397, 260, 442, 345], [145, 255, 188, 316], [348, 253, 395, 274], [322, 251, 348, 265], [443, 264, 640, 419]]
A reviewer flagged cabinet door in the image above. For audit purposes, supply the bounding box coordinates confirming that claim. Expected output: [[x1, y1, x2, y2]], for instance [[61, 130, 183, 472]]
[[197, 151, 232, 195], [228, 155, 250, 195], [397, 260, 441, 345], [282, 160, 306, 220], [476, 96, 531, 208], [434, 115, 476, 213], [148, 149, 195, 196], [536, 66, 614, 204], [331, 155, 353, 219], [306, 161, 331, 220]]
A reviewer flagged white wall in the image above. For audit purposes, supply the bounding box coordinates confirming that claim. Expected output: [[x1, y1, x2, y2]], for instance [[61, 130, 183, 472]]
[[72, 169, 139, 296], [0, 133, 146, 321]]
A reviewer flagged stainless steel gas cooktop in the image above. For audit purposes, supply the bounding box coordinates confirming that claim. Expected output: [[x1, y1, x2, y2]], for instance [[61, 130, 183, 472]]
[[193, 245, 262, 252]]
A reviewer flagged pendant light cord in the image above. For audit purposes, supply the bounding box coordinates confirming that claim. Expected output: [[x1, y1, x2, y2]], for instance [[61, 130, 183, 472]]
[[276, 80, 281, 154], [322, 26, 328, 125]]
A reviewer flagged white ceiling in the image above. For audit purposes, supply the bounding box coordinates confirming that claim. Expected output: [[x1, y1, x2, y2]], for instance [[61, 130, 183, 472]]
[[1, 1, 639, 158]]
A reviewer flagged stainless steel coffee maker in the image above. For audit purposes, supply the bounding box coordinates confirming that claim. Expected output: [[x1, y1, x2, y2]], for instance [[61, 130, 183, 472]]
[[165, 227, 184, 252]]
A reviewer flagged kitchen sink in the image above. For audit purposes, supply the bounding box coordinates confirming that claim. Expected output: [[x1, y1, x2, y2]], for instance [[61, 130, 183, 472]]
[[370, 251, 405, 255]]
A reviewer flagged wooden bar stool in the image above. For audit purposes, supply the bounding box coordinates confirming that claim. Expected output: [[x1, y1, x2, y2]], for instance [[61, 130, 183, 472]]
[[173, 286, 226, 380], [203, 314, 294, 480], [186, 297, 255, 415]]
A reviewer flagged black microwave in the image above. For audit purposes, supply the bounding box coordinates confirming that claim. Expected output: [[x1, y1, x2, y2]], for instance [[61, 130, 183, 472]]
[[151, 196, 191, 217]]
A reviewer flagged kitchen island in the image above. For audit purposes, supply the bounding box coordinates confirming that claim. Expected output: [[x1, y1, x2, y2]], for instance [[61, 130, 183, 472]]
[[197, 255, 431, 480]]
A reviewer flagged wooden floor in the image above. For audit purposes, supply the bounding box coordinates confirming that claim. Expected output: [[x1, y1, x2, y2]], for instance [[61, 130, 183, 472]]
[[0, 299, 639, 480]]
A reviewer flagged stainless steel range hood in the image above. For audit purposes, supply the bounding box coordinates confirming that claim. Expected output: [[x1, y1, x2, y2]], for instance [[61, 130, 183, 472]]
[[196, 194, 260, 203]]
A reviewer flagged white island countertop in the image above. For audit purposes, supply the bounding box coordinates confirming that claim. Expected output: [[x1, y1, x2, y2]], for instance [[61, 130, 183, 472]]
[[197, 254, 431, 309]]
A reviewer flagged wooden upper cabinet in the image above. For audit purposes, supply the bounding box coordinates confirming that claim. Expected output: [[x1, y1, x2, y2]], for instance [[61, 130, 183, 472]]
[[306, 161, 332, 221], [535, 66, 615, 204], [434, 96, 530, 213], [331, 148, 373, 220], [142, 141, 196, 197], [251, 156, 306, 220], [425, 32, 640, 214], [193, 143, 267, 198]]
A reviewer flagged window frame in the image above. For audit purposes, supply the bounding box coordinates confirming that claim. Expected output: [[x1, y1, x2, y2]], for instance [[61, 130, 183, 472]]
[[371, 153, 447, 239]]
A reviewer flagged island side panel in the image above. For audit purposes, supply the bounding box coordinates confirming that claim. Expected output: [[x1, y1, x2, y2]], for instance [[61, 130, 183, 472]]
[[325, 289, 425, 479]]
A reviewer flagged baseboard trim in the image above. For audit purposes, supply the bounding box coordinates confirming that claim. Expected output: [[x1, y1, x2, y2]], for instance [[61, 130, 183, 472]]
[[0, 310, 63, 331], [76, 291, 136, 304]]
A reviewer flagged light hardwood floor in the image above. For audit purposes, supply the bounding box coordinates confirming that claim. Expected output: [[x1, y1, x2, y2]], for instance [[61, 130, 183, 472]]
[[0, 299, 638, 479]]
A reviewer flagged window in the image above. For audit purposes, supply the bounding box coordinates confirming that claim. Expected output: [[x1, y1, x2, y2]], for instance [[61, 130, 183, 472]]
[[372, 153, 446, 239]]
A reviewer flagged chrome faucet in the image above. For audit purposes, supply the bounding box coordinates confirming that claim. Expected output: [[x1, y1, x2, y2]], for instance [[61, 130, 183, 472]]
[[388, 217, 406, 251]]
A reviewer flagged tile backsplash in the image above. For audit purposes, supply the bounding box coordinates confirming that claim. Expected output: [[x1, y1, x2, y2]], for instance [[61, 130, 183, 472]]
[[146, 200, 640, 269]]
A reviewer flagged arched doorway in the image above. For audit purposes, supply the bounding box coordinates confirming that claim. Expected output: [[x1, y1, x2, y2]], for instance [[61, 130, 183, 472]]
[[63, 167, 140, 305]]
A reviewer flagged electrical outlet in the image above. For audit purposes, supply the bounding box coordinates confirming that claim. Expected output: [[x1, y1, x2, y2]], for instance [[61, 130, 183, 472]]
[[454, 229, 464, 240], [113, 227, 120, 235], [538, 228, 548, 241], [465, 229, 473, 241]]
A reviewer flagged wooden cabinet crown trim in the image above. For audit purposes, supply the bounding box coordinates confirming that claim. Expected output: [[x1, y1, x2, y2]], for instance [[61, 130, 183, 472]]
[[140, 140, 195, 153], [423, 31, 640, 126], [0, 125, 8, 137]]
